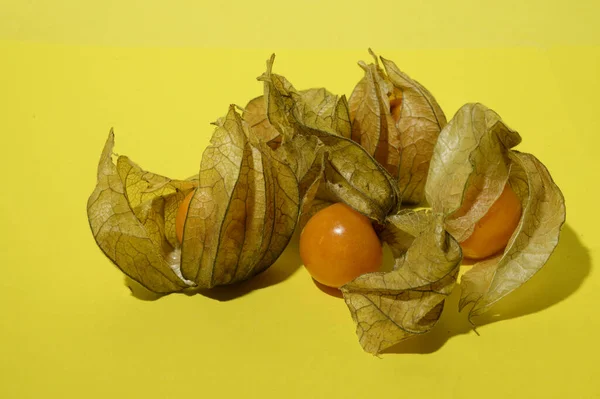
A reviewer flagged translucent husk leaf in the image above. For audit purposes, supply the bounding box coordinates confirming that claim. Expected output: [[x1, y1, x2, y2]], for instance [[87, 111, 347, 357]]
[[259, 55, 399, 223], [459, 151, 566, 319], [316, 133, 399, 222], [381, 57, 447, 205], [341, 210, 462, 354], [425, 103, 565, 319], [379, 209, 436, 258], [261, 55, 297, 142], [425, 103, 522, 242], [295, 88, 352, 139], [348, 51, 447, 204], [180, 105, 300, 288], [243, 89, 351, 149], [242, 96, 281, 148], [87, 131, 197, 293], [348, 61, 401, 180], [275, 134, 326, 230]]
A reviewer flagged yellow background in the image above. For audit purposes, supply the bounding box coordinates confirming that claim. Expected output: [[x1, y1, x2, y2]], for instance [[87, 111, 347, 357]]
[[1, 1, 599, 398]]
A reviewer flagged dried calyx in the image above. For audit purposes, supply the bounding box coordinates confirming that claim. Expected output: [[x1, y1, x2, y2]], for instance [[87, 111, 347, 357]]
[[87, 52, 565, 354]]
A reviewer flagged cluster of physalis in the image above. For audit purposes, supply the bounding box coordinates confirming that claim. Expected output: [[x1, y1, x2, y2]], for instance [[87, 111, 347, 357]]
[[88, 51, 565, 354]]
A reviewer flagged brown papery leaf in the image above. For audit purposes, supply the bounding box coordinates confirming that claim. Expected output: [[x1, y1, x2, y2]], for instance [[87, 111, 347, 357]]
[[459, 151, 566, 319], [381, 57, 447, 204], [260, 55, 297, 142], [380, 208, 435, 258], [275, 134, 326, 226], [180, 105, 300, 288], [341, 210, 461, 354], [116, 156, 197, 257], [296, 88, 352, 139], [87, 132, 197, 293], [242, 89, 350, 149], [242, 96, 281, 148], [348, 61, 401, 181], [349, 51, 447, 204], [425, 103, 522, 242], [318, 133, 399, 222], [259, 55, 399, 223]]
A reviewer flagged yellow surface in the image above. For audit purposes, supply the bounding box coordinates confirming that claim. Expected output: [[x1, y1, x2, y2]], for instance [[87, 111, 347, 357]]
[[1, 2, 599, 398]]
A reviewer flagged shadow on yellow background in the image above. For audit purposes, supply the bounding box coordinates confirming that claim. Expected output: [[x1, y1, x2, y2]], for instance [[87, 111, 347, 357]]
[[387, 224, 590, 354], [126, 223, 589, 354], [126, 230, 304, 302]]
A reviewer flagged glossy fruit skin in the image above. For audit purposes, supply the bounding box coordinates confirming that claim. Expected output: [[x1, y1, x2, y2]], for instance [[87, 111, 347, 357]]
[[299, 203, 383, 288], [176, 190, 195, 244], [460, 184, 522, 260]]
